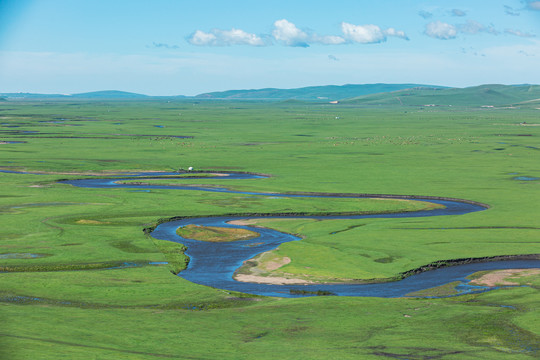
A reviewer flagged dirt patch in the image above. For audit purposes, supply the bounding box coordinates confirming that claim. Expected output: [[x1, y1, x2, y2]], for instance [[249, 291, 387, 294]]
[[266, 256, 291, 270], [235, 274, 313, 285], [469, 268, 540, 287], [76, 219, 110, 225], [233, 250, 311, 284], [228, 219, 259, 226]]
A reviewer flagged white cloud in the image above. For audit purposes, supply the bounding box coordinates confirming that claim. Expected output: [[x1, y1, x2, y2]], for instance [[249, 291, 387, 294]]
[[527, 1, 540, 10], [273, 20, 406, 46], [341, 23, 386, 43], [187, 20, 406, 48], [272, 19, 309, 47], [188, 30, 218, 46], [219, 28, 267, 46], [457, 20, 484, 34], [425, 19, 537, 40], [188, 28, 266, 46], [384, 28, 409, 40], [505, 29, 536, 37], [340, 23, 408, 44], [425, 21, 457, 40], [458, 20, 499, 35]]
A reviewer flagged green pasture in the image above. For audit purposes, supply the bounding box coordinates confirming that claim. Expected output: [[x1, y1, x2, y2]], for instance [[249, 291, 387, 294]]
[[0, 100, 539, 359]]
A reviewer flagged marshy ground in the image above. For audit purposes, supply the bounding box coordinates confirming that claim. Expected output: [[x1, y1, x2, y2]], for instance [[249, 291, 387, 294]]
[[0, 100, 539, 359]]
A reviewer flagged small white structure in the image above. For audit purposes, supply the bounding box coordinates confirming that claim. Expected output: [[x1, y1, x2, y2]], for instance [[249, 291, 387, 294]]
[[188, 167, 194, 171]]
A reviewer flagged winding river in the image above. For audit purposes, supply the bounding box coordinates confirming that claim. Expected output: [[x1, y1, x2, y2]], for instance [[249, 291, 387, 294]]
[[53, 171, 540, 298]]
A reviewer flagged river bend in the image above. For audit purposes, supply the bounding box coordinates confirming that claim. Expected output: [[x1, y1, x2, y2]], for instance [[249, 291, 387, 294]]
[[54, 171, 540, 297]]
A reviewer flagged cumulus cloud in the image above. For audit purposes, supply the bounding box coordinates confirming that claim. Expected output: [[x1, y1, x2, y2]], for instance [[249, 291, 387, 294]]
[[425, 21, 457, 39], [451, 9, 467, 16], [220, 28, 267, 46], [341, 23, 386, 43], [187, 28, 267, 46], [187, 20, 407, 47], [188, 30, 218, 46], [341, 23, 408, 44], [384, 27, 409, 40], [272, 19, 310, 47], [418, 10, 433, 19], [505, 29, 536, 37], [271, 20, 407, 46]]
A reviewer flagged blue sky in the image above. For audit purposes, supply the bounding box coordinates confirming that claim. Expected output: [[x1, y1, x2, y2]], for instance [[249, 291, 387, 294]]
[[0, 0, 539, 95]]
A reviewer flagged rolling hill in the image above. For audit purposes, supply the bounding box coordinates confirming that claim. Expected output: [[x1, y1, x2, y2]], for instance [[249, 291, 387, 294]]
[[341, 84, 540, 108], [195, 83, 444, 100], [70, 90, 150, 99]]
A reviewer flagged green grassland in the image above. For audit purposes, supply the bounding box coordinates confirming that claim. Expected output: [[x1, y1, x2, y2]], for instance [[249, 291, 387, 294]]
[[0, 99, 539, 359]]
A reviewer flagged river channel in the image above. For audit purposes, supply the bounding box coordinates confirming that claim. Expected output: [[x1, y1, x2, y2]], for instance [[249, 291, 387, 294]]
[[55, 171, 540, 298]]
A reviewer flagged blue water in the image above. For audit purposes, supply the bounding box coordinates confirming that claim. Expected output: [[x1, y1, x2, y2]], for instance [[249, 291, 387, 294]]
[[0, 253, 46, 259], [514, 176, 539, 181], [6, 169, 538, 297], [152, 216, 539, 298]]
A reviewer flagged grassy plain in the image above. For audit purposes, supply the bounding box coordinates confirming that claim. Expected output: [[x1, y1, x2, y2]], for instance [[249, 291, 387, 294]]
[[0, 99, 539, 359]]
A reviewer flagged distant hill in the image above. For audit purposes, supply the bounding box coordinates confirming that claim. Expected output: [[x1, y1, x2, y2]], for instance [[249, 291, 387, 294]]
[[0, 92, 70, 99], [342, 84, 540, 107], [70, 90, 150, 99], [0, 91, 187, 100], [195, 84, 446, 100], [2, 84, 539, 105], [0, 90, 149, 100]]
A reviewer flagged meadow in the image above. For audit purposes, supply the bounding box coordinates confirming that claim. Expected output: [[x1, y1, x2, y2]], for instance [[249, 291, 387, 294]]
[[0, 99, 539, 359]]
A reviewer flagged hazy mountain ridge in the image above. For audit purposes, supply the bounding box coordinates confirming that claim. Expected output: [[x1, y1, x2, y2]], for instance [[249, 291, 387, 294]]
[[0, 84, 443, 100], [2, 84, 539, 107], [194, 83, 446, 100]]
